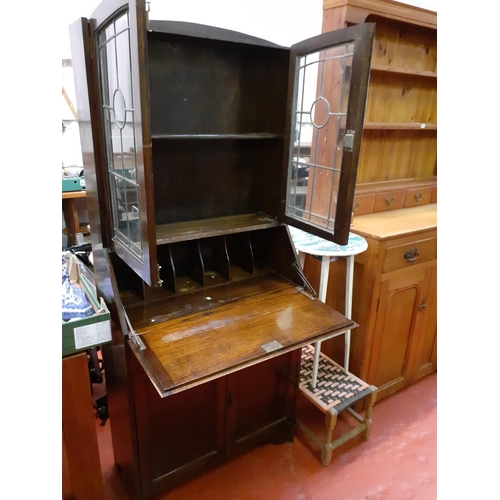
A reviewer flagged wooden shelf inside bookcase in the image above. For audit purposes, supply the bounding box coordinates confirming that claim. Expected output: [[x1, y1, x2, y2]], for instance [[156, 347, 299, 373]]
[[151, 133, 284, 140], [363, 122, 437, 130], [156, 213, 280, 245]]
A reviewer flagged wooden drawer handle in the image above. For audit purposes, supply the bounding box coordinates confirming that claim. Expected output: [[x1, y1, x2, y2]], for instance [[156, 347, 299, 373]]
[[385, 197, 395, 206], [404, 248, 419, 262], [414, 193, 423, 202]]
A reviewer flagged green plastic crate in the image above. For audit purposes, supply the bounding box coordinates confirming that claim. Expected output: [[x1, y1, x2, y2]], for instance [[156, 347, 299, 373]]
[[62, 254, 111, 357]]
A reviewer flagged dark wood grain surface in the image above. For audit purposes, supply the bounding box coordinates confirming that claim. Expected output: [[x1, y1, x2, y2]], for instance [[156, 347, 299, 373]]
[[129, 274, 355, 395]]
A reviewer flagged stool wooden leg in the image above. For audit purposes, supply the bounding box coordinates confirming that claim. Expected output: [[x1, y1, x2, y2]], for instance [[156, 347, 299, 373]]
[[322, 410, 338, 466], [361, 387, 378, 441]]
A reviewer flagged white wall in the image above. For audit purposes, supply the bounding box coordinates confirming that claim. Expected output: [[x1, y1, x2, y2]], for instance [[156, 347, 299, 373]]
[[61, 0, 439, 59]]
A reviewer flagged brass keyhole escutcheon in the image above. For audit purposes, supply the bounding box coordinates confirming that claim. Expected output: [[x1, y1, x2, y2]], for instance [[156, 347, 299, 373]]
[[414, 193, 423, 202], [385, 197, 395, 206], [404, 248, 419, 262]]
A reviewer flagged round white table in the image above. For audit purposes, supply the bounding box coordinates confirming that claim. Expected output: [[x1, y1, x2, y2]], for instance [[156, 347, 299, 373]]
[[288, 226, 368, 388]]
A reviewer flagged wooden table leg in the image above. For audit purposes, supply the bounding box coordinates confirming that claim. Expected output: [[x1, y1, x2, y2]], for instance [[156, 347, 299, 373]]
[[62, 352, 103, 499], [321, 410, 338, 466], [62, 198, 80, 247]]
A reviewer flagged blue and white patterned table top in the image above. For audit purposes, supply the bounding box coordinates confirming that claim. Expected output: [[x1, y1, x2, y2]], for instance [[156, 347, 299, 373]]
[[288, 225, 368, 257]]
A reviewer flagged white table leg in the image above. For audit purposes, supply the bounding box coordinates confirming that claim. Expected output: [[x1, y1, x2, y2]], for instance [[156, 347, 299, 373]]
[[311, 256, 332, 388], [344, 255, 354, 372], [318, 255, 330, 304]]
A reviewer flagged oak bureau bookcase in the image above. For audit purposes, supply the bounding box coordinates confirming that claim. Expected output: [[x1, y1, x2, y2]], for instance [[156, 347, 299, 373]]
[[70, 0, 374, 497]]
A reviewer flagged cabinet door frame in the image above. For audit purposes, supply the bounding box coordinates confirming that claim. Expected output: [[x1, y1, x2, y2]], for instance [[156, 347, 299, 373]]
[[131, 347, 226, 497], [411, 264, 437, 382], [283, 23, 374, 245], [368, 265, 433, 399], [225, 350, 299, 456], [89, 0, 158, 286]]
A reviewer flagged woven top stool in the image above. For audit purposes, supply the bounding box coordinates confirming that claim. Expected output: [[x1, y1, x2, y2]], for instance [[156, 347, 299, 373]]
[[288, 226, 377, 465]]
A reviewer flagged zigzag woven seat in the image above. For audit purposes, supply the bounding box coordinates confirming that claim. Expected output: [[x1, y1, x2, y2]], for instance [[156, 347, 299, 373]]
[[299, 344, 375, 414]]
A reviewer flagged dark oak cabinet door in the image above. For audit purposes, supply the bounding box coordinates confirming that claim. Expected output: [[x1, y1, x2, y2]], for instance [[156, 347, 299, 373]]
[[132, 352, 225, 498], [131, 349, 298, 497], [226, 351, 299, 454], [284, 23, 374, 245], [90, 0, 159, 287]]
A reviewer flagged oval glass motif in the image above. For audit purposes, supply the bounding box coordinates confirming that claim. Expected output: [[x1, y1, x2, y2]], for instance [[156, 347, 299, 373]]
[[309, 96, 331, 129], [112, 87, 127, 130]]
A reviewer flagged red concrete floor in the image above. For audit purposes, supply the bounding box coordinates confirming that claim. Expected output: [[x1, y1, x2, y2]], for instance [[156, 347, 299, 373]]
[[70, 372, 437, 500]]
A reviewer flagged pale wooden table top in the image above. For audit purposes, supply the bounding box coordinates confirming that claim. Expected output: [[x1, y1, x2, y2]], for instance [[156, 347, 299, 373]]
[[62, 190, 86, 200], [351, 204, 437, 240]]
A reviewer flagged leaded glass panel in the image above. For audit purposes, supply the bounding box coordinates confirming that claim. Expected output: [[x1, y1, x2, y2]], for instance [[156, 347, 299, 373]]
[[286, 42, 354, 232], [97, 11, 143, 260]]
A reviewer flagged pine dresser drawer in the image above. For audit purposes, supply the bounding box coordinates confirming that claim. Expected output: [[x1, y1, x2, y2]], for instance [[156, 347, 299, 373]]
[[352, 194, 376, 216], [383, 236, 437, 273], [373, 190, 405, 212], [404, 187, 433, 208]]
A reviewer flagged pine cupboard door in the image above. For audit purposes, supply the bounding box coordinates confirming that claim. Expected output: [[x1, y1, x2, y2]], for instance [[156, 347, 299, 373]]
[[284, 23, 374, 245], [89, 0, 159, 286], [368, 265, 434, 400], [411, 264, 437, 382]]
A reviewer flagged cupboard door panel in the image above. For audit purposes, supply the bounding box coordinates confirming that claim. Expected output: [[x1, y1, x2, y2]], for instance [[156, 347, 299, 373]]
[[370, 267, 432, 399], [132, 352, 224, 496], [372, 282, 416, 391], [412, 265, 437, 381], [227, 352, 298, 452]]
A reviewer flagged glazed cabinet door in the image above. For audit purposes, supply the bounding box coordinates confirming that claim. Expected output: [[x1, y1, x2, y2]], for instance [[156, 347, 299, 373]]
[[369, 265, 433, 401], [284, 23, 374, 245], [89, 0, 158, 286]]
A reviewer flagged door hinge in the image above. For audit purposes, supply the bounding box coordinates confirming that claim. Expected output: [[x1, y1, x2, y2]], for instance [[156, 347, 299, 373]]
[[146, 1, 151, 29], [130, 331, 146, 351], [122, 304, 146, 350], [344, 130, 355, 151]]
